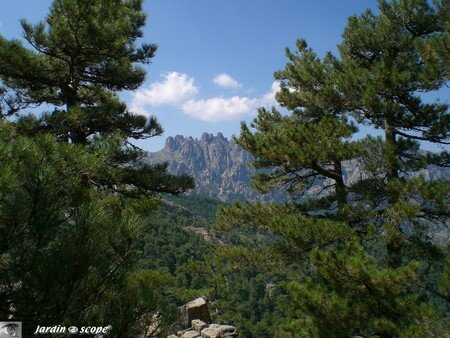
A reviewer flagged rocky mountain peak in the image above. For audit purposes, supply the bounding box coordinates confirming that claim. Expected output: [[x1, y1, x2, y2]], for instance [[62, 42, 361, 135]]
[[146, 133, 450, 205], [145, 133, 283, 202]]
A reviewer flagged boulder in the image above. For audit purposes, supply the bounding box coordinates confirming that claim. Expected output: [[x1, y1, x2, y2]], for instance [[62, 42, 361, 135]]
[[181, 330, 200, 338], [180, 297, 211, 327], [200, 324, 237, 338], [192, 319, 208, 333]]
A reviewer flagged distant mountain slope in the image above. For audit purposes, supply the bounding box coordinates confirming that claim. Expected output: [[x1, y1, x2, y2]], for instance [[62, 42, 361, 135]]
[[145, 133, 285, 202], [145, 133, 449, 203]]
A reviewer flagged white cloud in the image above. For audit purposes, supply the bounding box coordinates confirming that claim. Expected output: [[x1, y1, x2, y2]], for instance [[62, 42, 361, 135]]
[[130, 71, 281, 121], [182, 96, 258, 122], [261, 81, 281, 106], [180, 80, 281, 122], [213, 73, 242, 89], [131, 71, 198, 115]]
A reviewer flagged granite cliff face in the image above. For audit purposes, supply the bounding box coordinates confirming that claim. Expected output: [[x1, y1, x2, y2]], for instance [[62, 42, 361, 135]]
[[146, 133, 450, 203], [145, 133, 283, 202]]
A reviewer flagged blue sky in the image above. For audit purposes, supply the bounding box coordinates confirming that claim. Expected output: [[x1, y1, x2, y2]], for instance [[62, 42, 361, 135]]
[[1, 1, 447, 152]]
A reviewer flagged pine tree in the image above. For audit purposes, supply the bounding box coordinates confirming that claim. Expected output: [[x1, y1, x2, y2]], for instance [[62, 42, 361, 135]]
[[0, 121, 168, 334], [338, 0, 449, 269], [0, 0, 193, 196], [0, 0, 193, 335], [238, 42, 358, 208], [218, 0, 449, 336]]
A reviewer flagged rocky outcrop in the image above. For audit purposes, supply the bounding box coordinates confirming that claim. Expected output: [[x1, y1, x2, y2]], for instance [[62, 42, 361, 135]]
[[182, 227, 225, 245], [179, 297, 212, 328], [145, 133, 285, 202], [169, 297, 238, 338], [200, 324, 238, 338], [160, 200, 197, 219], [145, 133, 449, 203], [172, 322, 238, 338]]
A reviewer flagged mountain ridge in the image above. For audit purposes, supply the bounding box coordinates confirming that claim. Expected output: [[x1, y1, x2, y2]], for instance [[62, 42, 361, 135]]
[[145, 132, 449, 203], [145, 132, 285, 202]]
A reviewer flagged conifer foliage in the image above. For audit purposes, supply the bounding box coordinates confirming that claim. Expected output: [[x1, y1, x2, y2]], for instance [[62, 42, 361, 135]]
[[0, 122, 165, 334], [0, 0, 193, 334], [0, 0, 193, 196], [219, 1, 449, 336]]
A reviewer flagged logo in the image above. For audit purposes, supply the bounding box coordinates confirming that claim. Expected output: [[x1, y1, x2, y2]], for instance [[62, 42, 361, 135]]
[[33, 324, 112, 335], [0, 321, 22, 338], [68, 326, 78, 334]]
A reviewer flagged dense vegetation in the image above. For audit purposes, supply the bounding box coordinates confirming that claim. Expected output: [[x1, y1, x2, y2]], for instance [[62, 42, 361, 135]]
[[138, 195, 292, 337], [0, 0, 193, 336], [0, 0, 448, 337]]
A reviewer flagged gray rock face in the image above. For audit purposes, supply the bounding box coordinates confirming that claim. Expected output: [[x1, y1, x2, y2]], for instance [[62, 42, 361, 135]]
[[179, 297, 211, 328], [192, 320, 208, 333], [146, 133, 450, 204], [146, 133, 284, 202], [201, 324, 237, 338], [181, 331, 200, 338]]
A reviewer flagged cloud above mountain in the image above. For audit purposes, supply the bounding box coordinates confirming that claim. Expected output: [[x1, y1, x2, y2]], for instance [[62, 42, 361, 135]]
[[131, 72, 198, 113], [213, 73, 242, 89], [131, 71, 279, 122], [182, 96, 259, 121]]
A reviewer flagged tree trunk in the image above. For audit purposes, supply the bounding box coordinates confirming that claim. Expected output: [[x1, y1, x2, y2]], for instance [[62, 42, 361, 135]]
[[333, 160, 347, 210], [385, 120, 399, 181], [63, 84, 86, 145], [384, 118, 402, 268]]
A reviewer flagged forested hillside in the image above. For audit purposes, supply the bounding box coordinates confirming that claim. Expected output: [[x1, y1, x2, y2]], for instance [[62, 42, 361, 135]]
[[137, 195, 291, 337]]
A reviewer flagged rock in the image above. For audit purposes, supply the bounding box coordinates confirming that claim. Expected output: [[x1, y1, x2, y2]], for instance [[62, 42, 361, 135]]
[[145, 134, 450, 204], [160, 200, 195, 218], [182, 226, 225, 245], [180, 297, 212, 328], [145, 133, 286, 202], [181, 330, 200, 338], [146, 134, 449, 243], [192, 319, 208, 333], [200, 324, 237, 338], [265, 282, 276, 299], [168, 297, 238, 338]]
